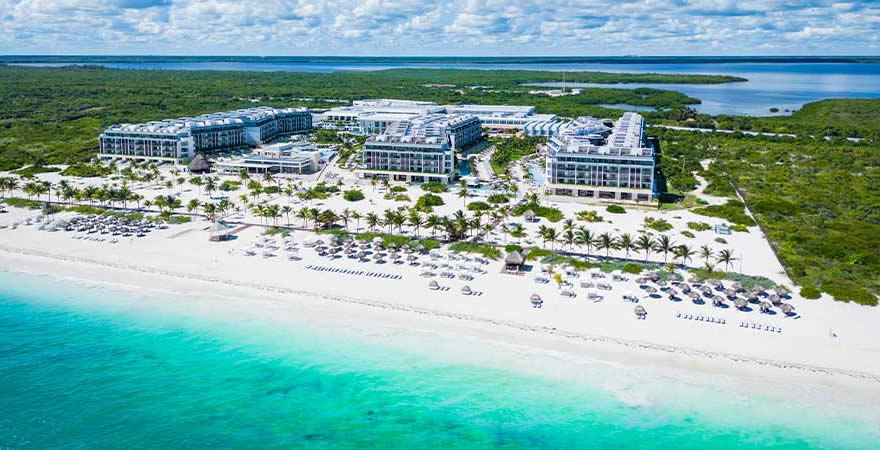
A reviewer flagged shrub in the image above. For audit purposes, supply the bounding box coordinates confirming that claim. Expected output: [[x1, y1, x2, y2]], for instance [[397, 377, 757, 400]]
[[606, 205, 626, 214], [821, 280, 878, 306], [511, 202, 563, 222], [415, 193, 445, 211], [505, 244, 523, 253], [714, 237, 728, 244], [449, 242, 502, 260], [524, 248, 553, 261], [577, 210, 604, 223], [219, 180, 240, 191], [800, 286, 821, 299], [692, 199, 756, 226], [393, 194, 411, 202], [60, 163, 112, 178], [487, 194, 509, 204], [13, 165, 61, 178], [2, 197, 44, 209], [680, 230, 695, 238], [420, 181, 449, 193], [644, 217, 673, 232], [390, 186, 408, 193], [164, 215, 192, 224], [687, 221, 711, 231], [467, 201, 491, 211], [263, 186, 281, 194], [623, 263, 643, 274], [730, 224, 749, 233], [343, 189, 365, 201]]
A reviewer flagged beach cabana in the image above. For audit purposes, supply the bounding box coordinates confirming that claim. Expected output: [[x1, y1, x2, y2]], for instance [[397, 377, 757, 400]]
[[504, 250, 526, 272], [428, 280, 440, 290], [188, 154, 211, 173], [461, 285, 473, 296]]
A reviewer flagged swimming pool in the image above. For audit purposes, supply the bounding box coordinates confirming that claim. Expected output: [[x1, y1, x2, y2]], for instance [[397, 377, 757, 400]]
[[528, 165, 546, 185]]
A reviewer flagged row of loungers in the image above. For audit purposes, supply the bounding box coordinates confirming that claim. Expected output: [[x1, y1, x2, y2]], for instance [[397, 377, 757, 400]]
[[741, 322, 782, 333], [677, 312, 726, 324], [305, 265, 402, 280]]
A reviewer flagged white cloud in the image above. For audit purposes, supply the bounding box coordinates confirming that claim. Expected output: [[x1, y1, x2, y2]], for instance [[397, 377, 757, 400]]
[[0, 0, 875, 54]]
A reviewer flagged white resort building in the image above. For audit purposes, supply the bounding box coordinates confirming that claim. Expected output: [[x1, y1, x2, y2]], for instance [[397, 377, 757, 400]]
[[356, 115, 479, 184], [214, 142, 321, 175], [98, 107, 312, 162], [544, 112, 657, 203]]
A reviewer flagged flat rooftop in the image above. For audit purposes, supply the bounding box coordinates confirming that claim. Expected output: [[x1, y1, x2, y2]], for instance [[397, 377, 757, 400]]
[[103, 106, 309, 136]]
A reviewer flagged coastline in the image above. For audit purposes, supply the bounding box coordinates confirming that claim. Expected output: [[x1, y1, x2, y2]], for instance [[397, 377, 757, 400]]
[[3, 242, 880, 394]]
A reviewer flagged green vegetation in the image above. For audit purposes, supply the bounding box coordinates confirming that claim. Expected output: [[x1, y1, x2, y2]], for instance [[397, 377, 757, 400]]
[[800, 285, 821, 299], [692, 199, 756, 226], [681, 231, 695, 238], [311, 129, 343, 144], [689, 268, 777, 291], [489, 136, 544, 173], [263, 226, 291, 237], [511, 201, 563, 222], [605, 205, 626, 214], [448, 242, 502, 260], [576, 210, 604, 222], [0, 65, 721, 171], [164, 215, 192, 224], [487, 193, 509, 204], [687, 221, 711, 232], [219, 180, 241, 191], [415, 193, 444, 211], [420, 181, 448, 193], [60, 163, 113, 178], [390, 186, 408, 193], [13, 165, 61, 178], [730, 224, 749, 233], [2, 197, 44, 209], [466, 201, 491, 212], [393, 194, 411, 202], [644, 217, 673, 232], [343, 189, 365, 202]]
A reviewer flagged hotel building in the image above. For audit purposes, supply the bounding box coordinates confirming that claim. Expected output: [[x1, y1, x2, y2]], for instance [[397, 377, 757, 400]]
[[214, 142, 321, 175], [544, 113, 657, 203], [356, 115, 480, 184], [99, 107, 312, 162]]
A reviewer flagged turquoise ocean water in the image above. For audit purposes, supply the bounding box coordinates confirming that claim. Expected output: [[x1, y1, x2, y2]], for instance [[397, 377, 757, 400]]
[[1, 269, 878, 449]]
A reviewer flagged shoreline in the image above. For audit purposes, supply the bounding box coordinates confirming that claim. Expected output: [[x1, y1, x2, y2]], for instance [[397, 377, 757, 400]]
[[3, 244, 880, 393]]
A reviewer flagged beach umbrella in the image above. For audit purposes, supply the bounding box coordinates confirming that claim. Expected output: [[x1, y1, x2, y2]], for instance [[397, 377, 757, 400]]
[[461, 285, 472, 295], [732, 282, 744, 292], [735, 298, 748, 309], [768, 294, 781, 304], [724, 288, 736, 298], [713, 297, 724, 307], [711, 280, 724, 288], [689, 292, 701, 303], [645, 286, 657, 294], [357, 251, 367, 260], [760, 301, 773, 313], [634, 305, 646, 317], [372, 237, 384, 245], [656, 280, 667, 288], [429, 280, 440, 290], [747, 293, 759, 303], [408, 255, 418, 262], [530, 294, 543, 306], [781, 303, 794, 315], [774, 286, 789, 296]]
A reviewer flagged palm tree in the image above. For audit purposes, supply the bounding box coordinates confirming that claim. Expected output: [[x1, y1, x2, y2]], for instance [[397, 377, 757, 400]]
[[457, 185, 469, 206], [699, 244, 714, 265], [563, 229, 575, 250], [574, 227, 595, 256], [281, 205, 293, 226], [596, 232, 616, 258], [426, 214, 442, 238], [350, 211, 362, 232], [716, 249, 736, 272], [366, 212, 379, 232], [296, 207, 310, 227], [617, 233, 635, 259], [189, 176, 204, 195], [674, 244, 695, 266], [186, 198, 201, 214], [383, 209, 396, 233], [340, 208, 351, 231], [562, 218, 575, 233], [656, 234, 674, 263], [635, 234, 655, 263], [202, 202, 218, 222], [407, 210, 423, 237], [508, 222, 526, 239]]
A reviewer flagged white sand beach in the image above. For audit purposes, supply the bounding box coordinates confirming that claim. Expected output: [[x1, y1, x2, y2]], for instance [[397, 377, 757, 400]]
[[2, 213, 880, 394]]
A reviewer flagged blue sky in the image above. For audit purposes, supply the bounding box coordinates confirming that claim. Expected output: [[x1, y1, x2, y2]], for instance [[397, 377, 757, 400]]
[[1, 0, 877, 55]]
